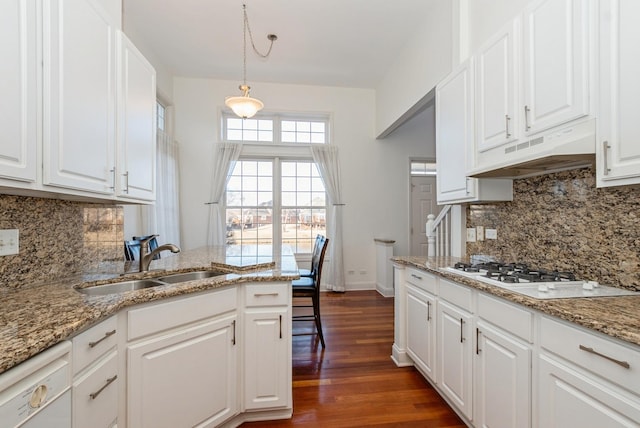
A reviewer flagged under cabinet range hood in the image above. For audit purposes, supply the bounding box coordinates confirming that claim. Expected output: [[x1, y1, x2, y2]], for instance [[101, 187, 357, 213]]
[[468, 118, 596, 179]]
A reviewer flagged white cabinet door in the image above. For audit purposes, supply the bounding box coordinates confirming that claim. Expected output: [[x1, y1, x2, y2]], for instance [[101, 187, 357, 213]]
[[43, 0, 116, 195], [522, 0, 590, 136], [406, 284, 436, 382], [597, 0, 640, 187], [127, 315, 237, 428], [436, 59, 476, 203], [437, 299, 473, 420], [116, 33, 156, 201], [475, 321, 531, 428], [475, 19, 520, 154], [538, 354, 640, 427], [244, 307, 290, 410], [0, 0, 37, 183]]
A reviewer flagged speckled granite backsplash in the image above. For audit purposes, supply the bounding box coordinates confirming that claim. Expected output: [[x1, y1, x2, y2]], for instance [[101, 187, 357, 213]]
[[0, 195, 123, 288], [467, 167, 640, 290]]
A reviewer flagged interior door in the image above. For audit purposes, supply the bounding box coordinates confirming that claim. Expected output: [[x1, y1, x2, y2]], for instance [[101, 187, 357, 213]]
[[410, 175, 440, 257]]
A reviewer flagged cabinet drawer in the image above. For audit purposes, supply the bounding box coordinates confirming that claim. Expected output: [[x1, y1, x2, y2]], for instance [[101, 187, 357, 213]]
[[245, 282, 290, 307], [439, 279, 473, 312], [72, 316, 117, 376], [406, 268, 437, 294], [477, 293, 533, 342], [540, 316, 640, 395], [72, 350, 118, 428], [128, 287, 237, 341]]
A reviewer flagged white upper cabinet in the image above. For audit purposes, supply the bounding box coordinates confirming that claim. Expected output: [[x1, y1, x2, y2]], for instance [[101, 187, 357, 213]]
[[521, 0, 590, 136], [597, 0, 640, 187], [436, 59, 513, 204], [0, 0, 37, 184], [475, 19, 520, 153], [116, 33, 156, 201], [43, 0, 117, 195]]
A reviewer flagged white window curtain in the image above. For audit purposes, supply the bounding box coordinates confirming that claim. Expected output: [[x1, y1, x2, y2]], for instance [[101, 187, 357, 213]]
[[142, 129, 181, 246], [310, 145, 345, 292], [207, 142, 243, 245]]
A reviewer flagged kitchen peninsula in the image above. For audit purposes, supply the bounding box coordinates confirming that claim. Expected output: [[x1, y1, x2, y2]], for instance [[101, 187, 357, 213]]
[[0, 245, 299, 427]]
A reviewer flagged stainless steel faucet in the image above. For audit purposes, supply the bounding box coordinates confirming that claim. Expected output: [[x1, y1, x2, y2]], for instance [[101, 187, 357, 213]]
[[138, 235, 181, 272]]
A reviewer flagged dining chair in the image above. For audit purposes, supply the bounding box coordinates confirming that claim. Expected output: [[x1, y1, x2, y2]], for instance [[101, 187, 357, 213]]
[[299, 234, 323, 277], [133, 235, 161, 259], [292, 235, 329, 348]]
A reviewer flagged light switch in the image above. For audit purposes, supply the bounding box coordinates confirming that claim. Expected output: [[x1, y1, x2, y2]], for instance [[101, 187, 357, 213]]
[[466, 228, 476, 242], [486, 229, 498, 240], [0, 229, 19, 256], [476, 226, 485, 241]]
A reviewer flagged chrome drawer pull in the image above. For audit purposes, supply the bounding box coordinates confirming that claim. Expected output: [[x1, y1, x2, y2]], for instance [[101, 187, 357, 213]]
[[90, 375, 117, 400], [579, 345, 630, 369], [410, 274, 422, 281], [88, 329, 116, 348], [254, 292, 279, 297]]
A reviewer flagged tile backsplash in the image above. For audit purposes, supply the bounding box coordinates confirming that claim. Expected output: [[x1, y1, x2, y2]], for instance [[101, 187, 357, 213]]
[[466, 167, 640, 290], [0, 195, 123, 288]]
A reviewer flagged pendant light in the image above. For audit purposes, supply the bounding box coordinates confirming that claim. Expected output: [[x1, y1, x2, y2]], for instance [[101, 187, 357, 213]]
[[225, 4, 277, 119]]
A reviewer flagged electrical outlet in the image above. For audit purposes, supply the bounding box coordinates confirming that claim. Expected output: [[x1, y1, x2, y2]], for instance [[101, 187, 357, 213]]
[[466, 228, 476, 242], [476, 226, 485, 241], [0, 229, 19, 256], [486, 228, 498, 240]]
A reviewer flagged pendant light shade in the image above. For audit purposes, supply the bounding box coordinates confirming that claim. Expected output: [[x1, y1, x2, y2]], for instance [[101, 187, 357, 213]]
[[225, 4, 277, 119], [225, 85, 264, 119]]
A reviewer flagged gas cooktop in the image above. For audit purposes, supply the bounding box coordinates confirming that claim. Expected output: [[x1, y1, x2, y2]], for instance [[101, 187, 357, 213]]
[[442, 262, 638, 299]]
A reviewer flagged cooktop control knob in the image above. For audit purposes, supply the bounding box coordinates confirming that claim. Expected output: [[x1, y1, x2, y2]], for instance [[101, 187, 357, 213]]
[[29, 384, 48, 409]]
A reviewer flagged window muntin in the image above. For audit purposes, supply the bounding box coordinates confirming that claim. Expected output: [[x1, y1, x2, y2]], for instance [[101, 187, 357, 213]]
[[224, 159, 326, 253], [226, 118, 274, 142], [281, 161, 326, 253], [222, 114, 328, 144], [156, 101, 166, 131]]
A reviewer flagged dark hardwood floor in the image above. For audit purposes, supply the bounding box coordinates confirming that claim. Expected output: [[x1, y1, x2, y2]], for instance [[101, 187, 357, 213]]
[[242, 290, 465, 427]]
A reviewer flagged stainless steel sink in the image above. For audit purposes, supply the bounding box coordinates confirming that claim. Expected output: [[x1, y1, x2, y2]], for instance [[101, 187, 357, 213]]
[[75, 279, 167, 296], [158, 270, 226, 284]]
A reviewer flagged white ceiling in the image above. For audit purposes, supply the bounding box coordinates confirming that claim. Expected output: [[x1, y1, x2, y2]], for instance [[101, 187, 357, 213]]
[[123, 0, 438, 89]]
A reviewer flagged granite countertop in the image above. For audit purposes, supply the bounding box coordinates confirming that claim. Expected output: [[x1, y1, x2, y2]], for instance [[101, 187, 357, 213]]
[[0, 245, 299, 375], [392, 256, 640, 348]]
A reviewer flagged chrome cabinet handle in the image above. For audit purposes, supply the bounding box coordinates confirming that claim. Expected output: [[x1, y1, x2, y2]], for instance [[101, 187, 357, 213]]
[[505, 114, 511, 138], [524, 105, 531, 131], [89, 375, 117, 400], [579, 345, 630, 369], [410, 274, 422, 281], [88, 329, 116, 348], [231, 320, 236, 345], [460, 318, 465, 343], [465, 178, 471, 195], [254, 292, 279, 297], [602, 141, 611, 176], [426, 301, 431, 321], [279, 315, 283, 339], [476, 328, 481, 354], [123, 171, 129, 193], [109, 168, 116, 190]]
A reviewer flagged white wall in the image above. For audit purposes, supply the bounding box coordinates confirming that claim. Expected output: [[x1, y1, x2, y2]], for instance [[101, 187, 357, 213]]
[[173, 77, 433, 289], [375, 0, 453, 137], [467, 0, 530, 55]]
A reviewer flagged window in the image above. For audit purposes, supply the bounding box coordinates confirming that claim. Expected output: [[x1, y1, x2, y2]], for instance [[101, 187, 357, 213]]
[[225, 159, 326, 253], [156, 101, 166, 131], [411, 160, 437, 176], [222, 113, 328, 144]]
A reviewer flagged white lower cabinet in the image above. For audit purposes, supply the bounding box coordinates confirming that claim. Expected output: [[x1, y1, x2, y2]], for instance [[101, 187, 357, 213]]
[[475, 321, 531, 428], [127, 315, 237, 428], [72, 316, 118, 428], [243, 282, 292, 411], [406, 284, 437, 382], [437, 298, 473, 420], [538, 316, 640, 427], [396, 265, 640, 427]]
